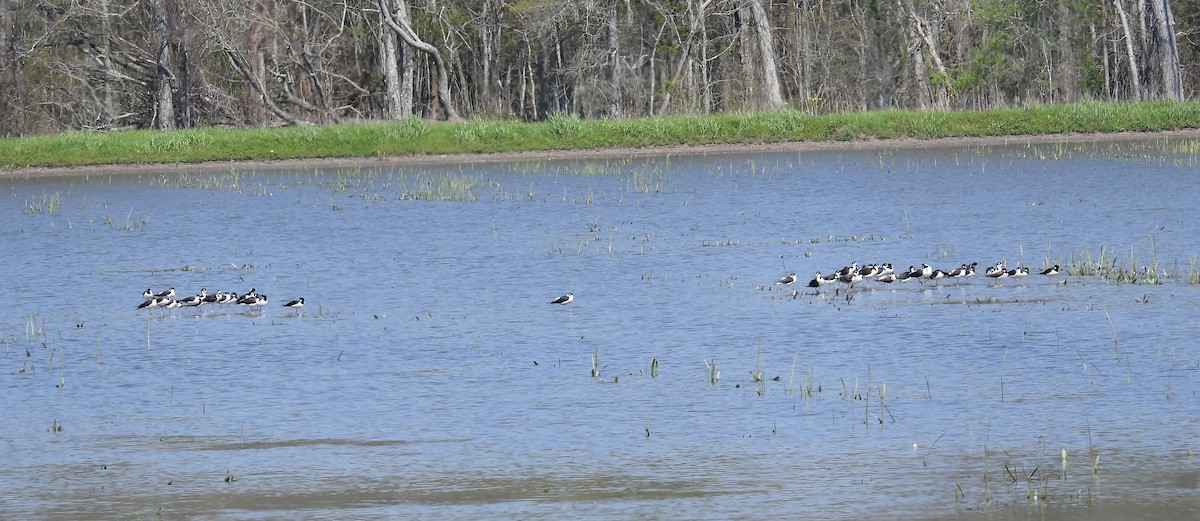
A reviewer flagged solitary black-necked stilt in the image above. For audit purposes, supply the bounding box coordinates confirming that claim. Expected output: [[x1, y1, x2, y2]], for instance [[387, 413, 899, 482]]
[[775, 273, 797, 286], [549, 293, 574, 305], [284, 297, 304, 308], [1040, 265, 1061, 276]]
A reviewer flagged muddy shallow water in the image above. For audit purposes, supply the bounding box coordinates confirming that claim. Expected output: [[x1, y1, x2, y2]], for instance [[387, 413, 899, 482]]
[[1, 137, 1198, 520]]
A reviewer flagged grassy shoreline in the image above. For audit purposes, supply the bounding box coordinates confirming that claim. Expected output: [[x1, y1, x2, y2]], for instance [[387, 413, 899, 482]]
[[3, 101, 1200, 171]]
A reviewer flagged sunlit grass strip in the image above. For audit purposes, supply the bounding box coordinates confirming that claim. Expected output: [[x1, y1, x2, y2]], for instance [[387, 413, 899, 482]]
[[3, 101, 1200, 169]]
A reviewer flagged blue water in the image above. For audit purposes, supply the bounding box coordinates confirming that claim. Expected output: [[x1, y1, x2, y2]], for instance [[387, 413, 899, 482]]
[[2, 138, 1198, 520]]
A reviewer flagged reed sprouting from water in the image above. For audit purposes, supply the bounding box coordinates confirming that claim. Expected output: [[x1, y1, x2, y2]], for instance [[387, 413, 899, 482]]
[[704, 357, 719, 386], [400, 172, 481, 201], [1103, 307, 1120, 362], [1063, 243, 1197, 284], [22, 191, 61, 214]]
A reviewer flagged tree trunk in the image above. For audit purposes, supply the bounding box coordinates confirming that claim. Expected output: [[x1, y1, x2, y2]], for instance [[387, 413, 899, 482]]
[[607, 0, 622, 117], [480, 0, 502, 117], [379, 0, 460, 120], [1112, 0, 1142, 100], [1149, 0, 1182, 100], [793, 0, 812, 102], [901, 0, 950, 109], [380, 14, 404, 118], [98, 0, 117, 128], [152, 0, 176, 130], [746, 0, 785, 109], [1055, 0, 1078, 103]]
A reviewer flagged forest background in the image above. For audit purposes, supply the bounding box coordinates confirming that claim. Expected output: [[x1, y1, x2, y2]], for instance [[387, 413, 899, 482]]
[[0, 0, 1191, 138]]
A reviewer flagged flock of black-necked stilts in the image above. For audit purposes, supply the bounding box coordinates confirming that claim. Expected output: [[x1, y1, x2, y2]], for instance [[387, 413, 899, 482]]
[[137, 287, 304, 315], [795, 261, 1062, 291]]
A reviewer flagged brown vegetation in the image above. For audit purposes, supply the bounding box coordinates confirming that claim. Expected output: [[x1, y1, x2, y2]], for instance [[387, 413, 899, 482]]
[[0, 0, 1193, 136]]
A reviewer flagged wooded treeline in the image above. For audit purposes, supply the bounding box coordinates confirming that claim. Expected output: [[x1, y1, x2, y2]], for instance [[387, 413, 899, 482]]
[[0, 0, 1193, 136]]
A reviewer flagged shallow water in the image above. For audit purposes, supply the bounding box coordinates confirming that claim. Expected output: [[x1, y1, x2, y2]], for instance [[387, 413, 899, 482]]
[[2, 138, 1198, 520]]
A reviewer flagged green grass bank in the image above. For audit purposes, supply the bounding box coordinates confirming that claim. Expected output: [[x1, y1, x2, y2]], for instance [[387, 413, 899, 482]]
[[4, 100, 1200, 170]]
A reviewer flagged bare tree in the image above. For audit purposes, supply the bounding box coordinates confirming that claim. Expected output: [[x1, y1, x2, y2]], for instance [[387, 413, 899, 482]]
[[152, 0, 176, 129], [1112, 0, 1142, 99], [745, 0, 785, 109], [1149, 0, 1183, 99], [379, 0, 460, 120]]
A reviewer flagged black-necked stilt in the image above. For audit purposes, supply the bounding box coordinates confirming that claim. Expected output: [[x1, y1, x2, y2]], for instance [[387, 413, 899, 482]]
[[239, 294, 267, 312], [1008, 266, 1030, 279], [549, 293, 574, 305], [179, 288, 207, 307], [202, 290, 222, 306], [164, 298, 182, 310], [838, 270, 863, 286], [859, 264, 881, 279], [986, 263, 1007, 279], [808, 271, 832, 288], [775, 273, 797, 286], [284, 297, 304, 308], [876, 273, 896, 284], [835, 262, 859, 279], [929, 269, 949, 281], [154, 287, 176, 299], [142, 288, 154, 299], [1040, 265, 1061, 276], [138, 296, 169, 309]]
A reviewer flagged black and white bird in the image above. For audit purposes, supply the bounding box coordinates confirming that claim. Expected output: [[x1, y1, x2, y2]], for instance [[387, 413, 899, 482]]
[[549, 292, 574, 305], [178, 288, 207, 307], [154, 287, 176, 299], [240, 294, 268, 310], [835, 262, 859, 279], [203, 290, 222, 306], [808, 271, 837, 288], [137, 296, 169, 309], [142, 288, 154, 299], [775, 273, 797, 286], [1040, 265, 1061, 276], [283, 297, 305, 308]]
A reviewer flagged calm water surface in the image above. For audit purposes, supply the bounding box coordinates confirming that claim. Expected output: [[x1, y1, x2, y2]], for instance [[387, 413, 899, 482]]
[[2, 138, 1199, 520]]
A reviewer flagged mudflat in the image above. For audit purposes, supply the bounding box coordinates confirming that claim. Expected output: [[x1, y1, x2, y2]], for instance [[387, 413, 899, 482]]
[[6, 129, 1200, 179]]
